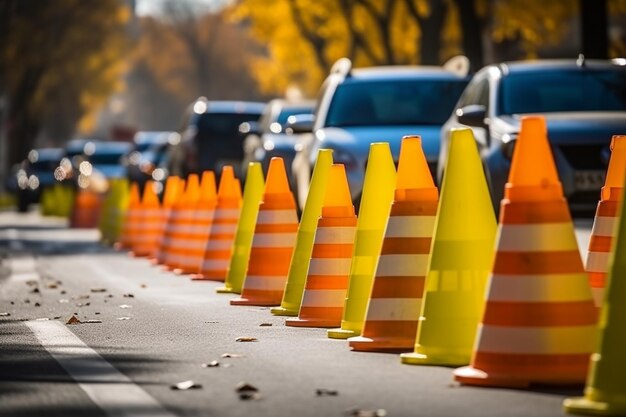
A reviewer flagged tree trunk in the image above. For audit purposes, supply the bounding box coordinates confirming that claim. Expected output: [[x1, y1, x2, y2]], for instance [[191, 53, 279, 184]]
[[417, 0, 447, 65], [580, 0, 608, 59], [453, 0, 484, 72]]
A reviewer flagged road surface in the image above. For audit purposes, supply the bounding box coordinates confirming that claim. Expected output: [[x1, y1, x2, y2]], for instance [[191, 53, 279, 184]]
[[0, 209, 594, 417]]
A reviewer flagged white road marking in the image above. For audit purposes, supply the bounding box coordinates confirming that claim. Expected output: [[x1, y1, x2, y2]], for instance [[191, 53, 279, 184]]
[[26, 320, 177, 417]]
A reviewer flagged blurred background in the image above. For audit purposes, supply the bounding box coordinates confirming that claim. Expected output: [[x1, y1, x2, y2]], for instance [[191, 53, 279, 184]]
[[0, 0, 625, 204]]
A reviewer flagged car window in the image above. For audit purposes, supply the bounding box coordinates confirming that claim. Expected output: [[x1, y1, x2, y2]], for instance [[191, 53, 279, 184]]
[[325, 79, 467, 127], [498, 69, 626, 115], [457, 75, 488, 108], [276, 107, 313, 125]]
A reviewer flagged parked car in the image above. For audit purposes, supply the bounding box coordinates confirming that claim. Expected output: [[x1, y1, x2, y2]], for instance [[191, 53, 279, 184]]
[[240, 98, 315, 175], [125, 131, 178, 189], [171, 98, 265, 179], [9, 147, 64, 212], [291, 57, 469, 209], [439, 58, 626, 215]]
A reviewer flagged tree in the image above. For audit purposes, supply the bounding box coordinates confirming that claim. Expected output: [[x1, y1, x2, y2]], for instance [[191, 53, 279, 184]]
[[0, 0, 129, 171]]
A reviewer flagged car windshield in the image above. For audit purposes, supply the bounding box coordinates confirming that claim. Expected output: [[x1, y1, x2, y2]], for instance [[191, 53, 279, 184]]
[[325, 79, 467, 127], [276, 107, 313, 125], [498, 69, 626, 115], [88, 152, 125, 165], [197, 113, 260, 139]]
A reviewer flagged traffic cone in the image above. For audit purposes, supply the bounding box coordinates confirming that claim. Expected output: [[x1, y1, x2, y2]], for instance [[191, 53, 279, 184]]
[[171, 171, 218, 274], [286, 164, 357, 327], [162, 174, 201, 270], [69, 189, 103, 228], [149, 176, 181, 260], [327, 142, 396, 339], [585, 135, 626, 307], [400, 127, 496, 366], [230, 157, 298, 306], [216, 162, 264, 294], [153, 177, 186, 265], [194, 166, 242, 280], [131, 181, 162, 257], [116, 182, 141, 250], [564, 151, 626, 415], [272, 149, 334, 316], [454, 116, 597, 387], [349, 136, 438, 352]]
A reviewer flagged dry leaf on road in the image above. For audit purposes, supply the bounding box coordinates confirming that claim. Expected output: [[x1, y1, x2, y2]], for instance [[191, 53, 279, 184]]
[[235, 337, 258, 342]]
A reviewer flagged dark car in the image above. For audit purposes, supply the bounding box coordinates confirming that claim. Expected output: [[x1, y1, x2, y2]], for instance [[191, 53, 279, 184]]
[[125, 131, 178, 189], [241, 98, 315, 176], [10, 147, 64, 212], [291, 57, 469, 209], [439, 58, 626, 215], [173, 98, 265, 179]]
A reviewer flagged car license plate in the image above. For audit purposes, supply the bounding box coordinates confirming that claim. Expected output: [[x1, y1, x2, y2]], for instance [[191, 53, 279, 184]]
[[574, 170, 605, 191]]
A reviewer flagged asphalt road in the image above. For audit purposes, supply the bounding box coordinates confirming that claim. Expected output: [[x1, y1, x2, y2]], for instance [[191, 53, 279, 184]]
[[0, 209, 594, 417]]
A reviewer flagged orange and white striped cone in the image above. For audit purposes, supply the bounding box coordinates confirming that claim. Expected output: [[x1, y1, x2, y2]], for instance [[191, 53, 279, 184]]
[[152, 177, 185, 265], [585, 135, 626, 307], [148, 176, 182, 261], [286, 164, 356, 328], [172, 171, 217, 274], [231, 157, 298, 306], [115, 182, 141, 250], [131, 181, 163, 257], [193, 166, 242, 281], [454, 116, 598, 388], [349, 136, 438, 352], [161, 174, 201, 271]]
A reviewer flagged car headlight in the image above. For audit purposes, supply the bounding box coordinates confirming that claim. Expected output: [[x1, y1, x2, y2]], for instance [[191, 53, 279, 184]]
[[501, 133, 518, 161]]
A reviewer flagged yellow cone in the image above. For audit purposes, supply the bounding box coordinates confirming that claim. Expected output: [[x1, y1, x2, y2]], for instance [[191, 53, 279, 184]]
[[216, 162, 265, 294], [564, 171, 626, 415], [272, 149, 334, 316], [400, 127, 496, 366], [327, 142, 396, 339]]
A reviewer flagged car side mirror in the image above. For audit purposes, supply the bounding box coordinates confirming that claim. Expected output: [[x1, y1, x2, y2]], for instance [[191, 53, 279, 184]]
[[456, 105, 487, 127], [239, 121, 261, 137], [285, 114, 315, 134]]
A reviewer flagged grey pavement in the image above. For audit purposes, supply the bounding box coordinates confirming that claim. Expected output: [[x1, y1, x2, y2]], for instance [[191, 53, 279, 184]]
[[0, 210, 594, 417]]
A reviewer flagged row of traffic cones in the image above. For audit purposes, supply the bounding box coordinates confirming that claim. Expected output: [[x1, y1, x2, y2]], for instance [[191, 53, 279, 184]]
[[112, 118, 626, 416]]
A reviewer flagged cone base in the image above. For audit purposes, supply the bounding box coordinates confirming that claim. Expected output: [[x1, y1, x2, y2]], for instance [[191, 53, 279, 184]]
[[348, 336, 413, 353], [400, 351, 470, 367], [191, 274, 225, 282], [230, 297, 278, 307], [216, 286, 237, 294], [327, 327, 358, 339], [564, 397, 626, 416], [285, 317, 340, 328], [453, 366, 584, 389], [270, 306, 299, 317]]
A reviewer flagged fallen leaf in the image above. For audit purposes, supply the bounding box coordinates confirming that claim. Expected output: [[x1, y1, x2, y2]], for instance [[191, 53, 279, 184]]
[[201, 361, 220, 368], [117, 317, 131, 321], [235, 337, 258, 342], [259, 323, 272, 327], [171, 380, 202, 390], [140, 284, 147, 288], [95, 312, 101, 315], [24, 299, 30, 304], [30, 288, 40, 294], [26, 280, 38, 286], [221, 353, 244, 358], [123, 293, 134, 298], [47, 283, 58, 289], [316, 389, 339, 396], [205, 321, 219, 324], [0, 312, 11, 317], [83, 320, 102, 324], [91, 288, 107, 293], [76, 295, 90, 300], [107, 294, 114, 298], [53, 316, 61, 320], [344, 408, 387, 417], [10, 301, 14, 305], [119, 304, 132, 309], [235, 382, 258, 393], [34, 302, 41, 307], [60, 290, 67, 295], [66, 315, 81, 325]]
